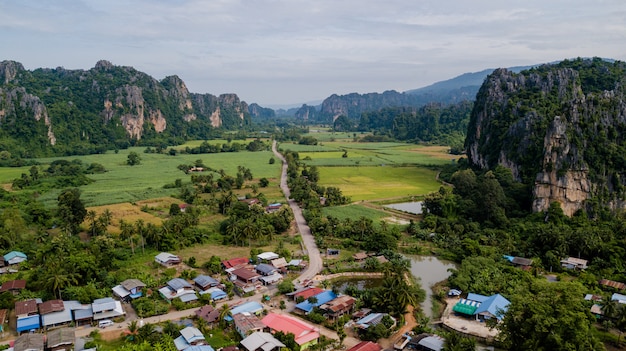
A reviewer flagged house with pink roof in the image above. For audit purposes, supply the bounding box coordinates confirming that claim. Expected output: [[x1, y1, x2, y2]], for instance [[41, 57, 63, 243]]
[[261, 313, 320, 350]]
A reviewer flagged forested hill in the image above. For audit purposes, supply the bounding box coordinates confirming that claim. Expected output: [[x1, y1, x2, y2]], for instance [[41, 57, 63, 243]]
[[0, 60, 250, 157], [466, 57, 626, 216]]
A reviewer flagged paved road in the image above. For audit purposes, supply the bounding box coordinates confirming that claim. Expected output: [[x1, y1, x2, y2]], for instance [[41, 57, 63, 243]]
[[272, 141, 323, 285]]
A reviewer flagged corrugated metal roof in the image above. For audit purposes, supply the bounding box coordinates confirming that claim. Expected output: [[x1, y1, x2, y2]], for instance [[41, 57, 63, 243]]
[[179, 293, 198, 303], [194, 275, 219, 288], [466, 293, 489, 303], [92, 297, 117, 313], [168, 278, 193, 290], [38, 299, 64, 315], [295, 290, 337, 313], [16, 315, 40, 332], [417, 336, 444, 351], [453, 303, 477, 315], [261, 313, 319, 346], [15, 299, 38, 316]]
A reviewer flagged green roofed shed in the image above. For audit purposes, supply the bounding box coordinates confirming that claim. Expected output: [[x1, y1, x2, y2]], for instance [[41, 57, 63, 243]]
[[453, 302, 477, 315]]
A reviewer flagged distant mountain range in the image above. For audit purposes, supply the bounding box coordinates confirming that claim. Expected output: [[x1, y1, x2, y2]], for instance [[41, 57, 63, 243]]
[[259, 65, 537, 122]]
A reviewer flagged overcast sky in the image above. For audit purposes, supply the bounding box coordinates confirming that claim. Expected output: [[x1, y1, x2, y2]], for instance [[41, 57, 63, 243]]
[[2, 0, 625, 107]]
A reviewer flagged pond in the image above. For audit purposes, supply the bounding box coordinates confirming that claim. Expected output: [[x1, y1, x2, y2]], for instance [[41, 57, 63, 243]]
[[383, 201, 423, 214], [406, 255, 457, 319]]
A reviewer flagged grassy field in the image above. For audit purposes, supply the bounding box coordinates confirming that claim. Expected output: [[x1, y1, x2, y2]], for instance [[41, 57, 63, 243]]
[[22, 147, 281, 207], [318, 166, 441, 201], [320, 204, 388, 221]]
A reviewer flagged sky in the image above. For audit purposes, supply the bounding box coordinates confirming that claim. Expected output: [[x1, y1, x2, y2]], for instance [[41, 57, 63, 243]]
[[1, 1, 626, 107]]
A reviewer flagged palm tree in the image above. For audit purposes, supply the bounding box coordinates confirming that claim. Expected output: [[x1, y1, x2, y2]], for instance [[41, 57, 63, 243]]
[[86, 210, 98, 236], [126, 320, 139, 342], [602, 295, 617, 320], [45, 265, 78, 299]]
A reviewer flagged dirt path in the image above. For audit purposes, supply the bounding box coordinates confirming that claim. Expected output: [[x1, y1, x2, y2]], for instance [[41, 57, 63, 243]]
[[272, 141, 323, 286], [378, 305, 417, 350]]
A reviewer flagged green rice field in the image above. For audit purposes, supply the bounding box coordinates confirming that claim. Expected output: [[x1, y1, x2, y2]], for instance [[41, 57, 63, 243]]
[[318, 165, 441, 201], [21, 147, 281, 207]]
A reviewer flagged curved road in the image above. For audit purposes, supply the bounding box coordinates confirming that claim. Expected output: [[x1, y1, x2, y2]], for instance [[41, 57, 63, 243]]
[[272, 141, 323, 286]]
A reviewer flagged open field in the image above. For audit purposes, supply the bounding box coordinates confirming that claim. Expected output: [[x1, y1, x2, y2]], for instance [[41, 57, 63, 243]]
[[320, 204, 388, 221], [16, 147, 282, 207], [318, 166, 441, 201]]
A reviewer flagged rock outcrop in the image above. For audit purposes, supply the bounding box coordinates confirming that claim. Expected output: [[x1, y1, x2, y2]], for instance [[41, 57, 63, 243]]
[[466, 58, 626, 215]]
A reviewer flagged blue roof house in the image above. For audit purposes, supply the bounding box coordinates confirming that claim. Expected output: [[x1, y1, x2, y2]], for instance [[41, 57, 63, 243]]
[[16, 315, 40, 333], [4, 251, 27, 265], [225, 301, 264, 321], [294, 290, 337, 315], [474, 294, 510, 321]]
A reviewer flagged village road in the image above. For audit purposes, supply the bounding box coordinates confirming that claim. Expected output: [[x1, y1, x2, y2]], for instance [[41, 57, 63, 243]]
[[272, 141, 323, 285]]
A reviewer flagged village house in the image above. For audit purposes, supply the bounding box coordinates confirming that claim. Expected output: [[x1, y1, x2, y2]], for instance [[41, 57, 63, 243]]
[[222, 257, 250, 270], [347, 341, 382, 351], [256, 252, 279, 263], [560, 257, 588, 270], [15, 299, 40, 334], [355, 312, 396, 330], [240, 332, 285, 351], [262, 313, 320, 350], [319, 295, 356, 321], [600, 279, 626, 291], [159, 278, 198, 303], [452, 293, 510, 322], [233, 312, 265, 338], [226, 301, 264, 321], [353, 252, 368, 262], [288, 287, 325, 302], [13, 333, 44, 351], [195, 305, 221, 325], [4, 251, 27, 265], [265, 203, 282, 213], [47, 328, 75, 351], [0, 279, 26, 295], [230, 267, 262, 294], [40, 300, 83, 330], [155, 252, 182, 266], [113, 279, 146, 301], [92, 297, 125, 322], [294, 290, 337, 315], [174, 326, 207, 350], [193, 275, 220, 291]]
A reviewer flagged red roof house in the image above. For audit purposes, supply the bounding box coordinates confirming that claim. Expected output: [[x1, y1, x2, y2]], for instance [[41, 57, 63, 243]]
[[222, 257, 250, 269], [262, 313, 320, 348], [348, 341, 382, 351]]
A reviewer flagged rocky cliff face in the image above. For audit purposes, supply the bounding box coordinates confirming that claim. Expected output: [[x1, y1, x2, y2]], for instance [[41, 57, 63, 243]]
[[466, 58, 626, 215], [0, 60, 251, 150], [319, 90, 423, 121]]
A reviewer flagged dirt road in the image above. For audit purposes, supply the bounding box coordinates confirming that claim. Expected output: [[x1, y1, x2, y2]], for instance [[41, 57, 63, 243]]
[[272, 141, 323, 285]]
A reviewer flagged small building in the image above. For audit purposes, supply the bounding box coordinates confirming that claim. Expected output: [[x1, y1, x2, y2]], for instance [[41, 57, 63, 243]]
[[375, 255, 388, 264], [353, 252, 368, 261], [199, 287, 227, 301], [416, 335, 445, 351], [47, 328, 75, 351], [16, 315, 40, 334], [40, 300, 79, 330], [600, 279, 626, 291], [233, 312, 265, 338], [15, 299, 39, 319], [174, 326, 207, 350], [231, 268, 261, 286], [155, 252, 182, 266], [612, 293, 626, 304], [262, 313, 320, 350], [240, 198, 260, 207], [159, 279, 197, 302], [319, 295, 356, 320], [227, 301, 264, 321], [0, 279, 26, 295], [511, 257, 533, 268], [113, 279, 146, 301], [355, 313, 396, 330], [4, 251, 27, 265], [266, 203, 282, 213], [289, 287, 325, 302], [271, 257, 288, 270], [240, 332, 285, 351], [193, 275, 220, 291], [13, 333, 44, 351], [474, 294, 510, 321], [255, 263, 278, 276], [195, 305, 220, 325], [256, 252, 279, 262], [72, 305, 94, 327], [348, 341, 382, 351], [92, 297, 125, 321], [222, 257, 250, 270], [294, 290, 337, 315], [561, 257, 587, 270], [259, 272, 283, 286]]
